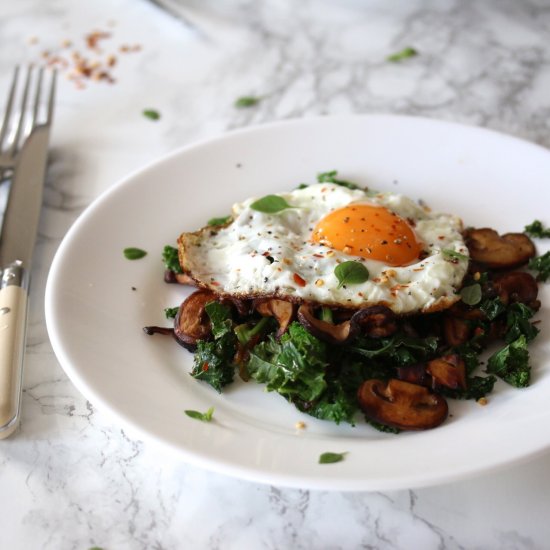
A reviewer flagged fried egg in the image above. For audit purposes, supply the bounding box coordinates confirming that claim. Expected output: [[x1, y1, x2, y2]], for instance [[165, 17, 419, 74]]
[[178, 183, 469, 314]]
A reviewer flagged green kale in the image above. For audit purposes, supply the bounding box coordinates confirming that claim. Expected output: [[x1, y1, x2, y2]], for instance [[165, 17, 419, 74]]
[[441, 375, 497, 400], [453, 342, 482, 375], [487, 335, 531, 388], [162, 245, 183, 274], [301, 380, 357, 425], [528, 251, 550, 282], [317, 170, 360, 190], [504, 303, 539, 344], [479, 296, 506, 321], [191, 302, 236, 392], [164, 306, 179, 319], [366, 419, 401, 434], [348, 334, 439, 368], [234, 316, 275, 346], [524, 220, 550, 238], [247, 323, 328, 403], [204, 301, 233, 338]]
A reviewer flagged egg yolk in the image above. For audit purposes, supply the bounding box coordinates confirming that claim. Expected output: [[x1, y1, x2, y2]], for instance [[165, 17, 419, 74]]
[[311, 204, 422, 266]]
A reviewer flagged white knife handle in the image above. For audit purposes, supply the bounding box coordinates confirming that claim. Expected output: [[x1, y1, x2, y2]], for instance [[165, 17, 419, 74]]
[[0, 262, 28, 439]]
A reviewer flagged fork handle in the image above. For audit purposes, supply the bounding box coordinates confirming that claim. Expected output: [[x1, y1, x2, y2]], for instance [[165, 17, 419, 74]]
[[0, 262, 28, 439]]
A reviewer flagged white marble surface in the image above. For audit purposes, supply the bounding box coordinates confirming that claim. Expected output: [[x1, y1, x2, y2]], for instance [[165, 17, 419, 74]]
[[1, 0, 550, 548]]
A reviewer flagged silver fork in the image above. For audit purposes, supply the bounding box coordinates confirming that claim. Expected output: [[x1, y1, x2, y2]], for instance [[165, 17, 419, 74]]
[[0, 66, 55, 181]]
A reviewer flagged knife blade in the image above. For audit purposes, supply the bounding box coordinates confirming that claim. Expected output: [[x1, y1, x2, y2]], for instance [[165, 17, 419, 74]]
[[0, 126, 51, 438]]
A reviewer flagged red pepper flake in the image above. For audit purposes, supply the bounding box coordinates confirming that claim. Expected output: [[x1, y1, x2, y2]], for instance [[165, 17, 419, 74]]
[[293, 273, 307, 287], [202, 362, 209, 372], [313, 253, 324, 258]]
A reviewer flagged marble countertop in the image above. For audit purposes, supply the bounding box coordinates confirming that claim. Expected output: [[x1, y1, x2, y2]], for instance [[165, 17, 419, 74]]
[[1, 0, 550, 548]]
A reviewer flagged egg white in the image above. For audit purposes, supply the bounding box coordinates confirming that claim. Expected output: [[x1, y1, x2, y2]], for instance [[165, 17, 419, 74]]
[[178, 183, 469, 314]]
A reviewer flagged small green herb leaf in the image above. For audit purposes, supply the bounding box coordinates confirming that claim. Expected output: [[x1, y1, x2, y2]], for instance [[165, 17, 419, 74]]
[[442, 249, 469, 261], [524, 220, 550, 238], [184, 407, 215, 422], [143, 109, 160, 120], [387, 46, 419, 62], [124, 247, 147, 260], [234, 96, 261, 108], [528, 251, 550, 282], [317, 170, 359, 190], [319, 451, 347, 464], [164, 306, 179, 319], [207, 215, 232, 227], [459, 283, 482, 305], [335, 261, 369, 288], [250, 194, 294, 214]]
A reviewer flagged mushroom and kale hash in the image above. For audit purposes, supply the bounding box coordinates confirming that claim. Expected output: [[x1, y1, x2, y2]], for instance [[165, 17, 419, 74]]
[[145, 174, 549, 433]]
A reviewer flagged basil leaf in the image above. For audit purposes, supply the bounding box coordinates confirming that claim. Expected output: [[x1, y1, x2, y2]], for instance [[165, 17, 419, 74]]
[[442, 249, 469, 261], [250, 195, 294, 214], [207, 215, 232, 227], [524, 220, 550, 238], [459, 283, 482, 305], [142, 109, 160, 120], [234, 96, 261, 108], [319, 451, 347, 464], [334, 261, 369, 288], [184, 407, 215, 422], [123, 247, 147, 260], [387, 46, 418, 62]]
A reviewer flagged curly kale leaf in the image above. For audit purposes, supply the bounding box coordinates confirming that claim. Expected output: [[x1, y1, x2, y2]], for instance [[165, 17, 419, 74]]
[[162, 245, 183, 274], [487, 335, 531, 388], [441, 375, 497, 400], [504, 303, 539, 344], [524, 220, 550, 238], [247, 323, 328, 403], [528, 251, 550, 282], [191, 302, 236, 392]]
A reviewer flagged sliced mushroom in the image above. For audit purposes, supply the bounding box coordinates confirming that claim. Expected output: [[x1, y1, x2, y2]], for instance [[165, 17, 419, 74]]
[[396, 364, 428, 386], [351, 305, 398, 338], [255, 299, 296, 337], [164, 270, 196, 285], [464, 228, 535, 269], [426, 354, 467, 391], [297, 304, 356, 344], [173, 289, 217, 350], [492, 271, 540, 310], [443, 315, 471, 346], [357, 379, 448, 430]]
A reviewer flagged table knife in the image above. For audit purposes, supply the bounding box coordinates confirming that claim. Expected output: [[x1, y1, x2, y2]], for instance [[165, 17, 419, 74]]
[[0, 127, 51, 438]]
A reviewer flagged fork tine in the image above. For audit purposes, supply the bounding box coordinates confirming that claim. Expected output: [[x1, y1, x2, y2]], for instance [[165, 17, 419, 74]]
[[0, 66, 20, 150], [46, 69, 57, 127], [9, 66, 32, 156], [31, 67, 44, 131]]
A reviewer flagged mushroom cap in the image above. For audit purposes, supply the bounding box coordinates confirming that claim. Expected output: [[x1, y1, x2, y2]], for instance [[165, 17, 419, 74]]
[[358, 378, 448, 430]]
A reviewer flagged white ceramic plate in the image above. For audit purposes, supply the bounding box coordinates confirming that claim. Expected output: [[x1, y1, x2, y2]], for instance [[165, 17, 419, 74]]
[[45, 115, 550, 491]]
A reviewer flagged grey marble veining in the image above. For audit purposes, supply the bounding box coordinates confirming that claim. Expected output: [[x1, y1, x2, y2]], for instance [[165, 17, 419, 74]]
[[1, 0, 550, 548]]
